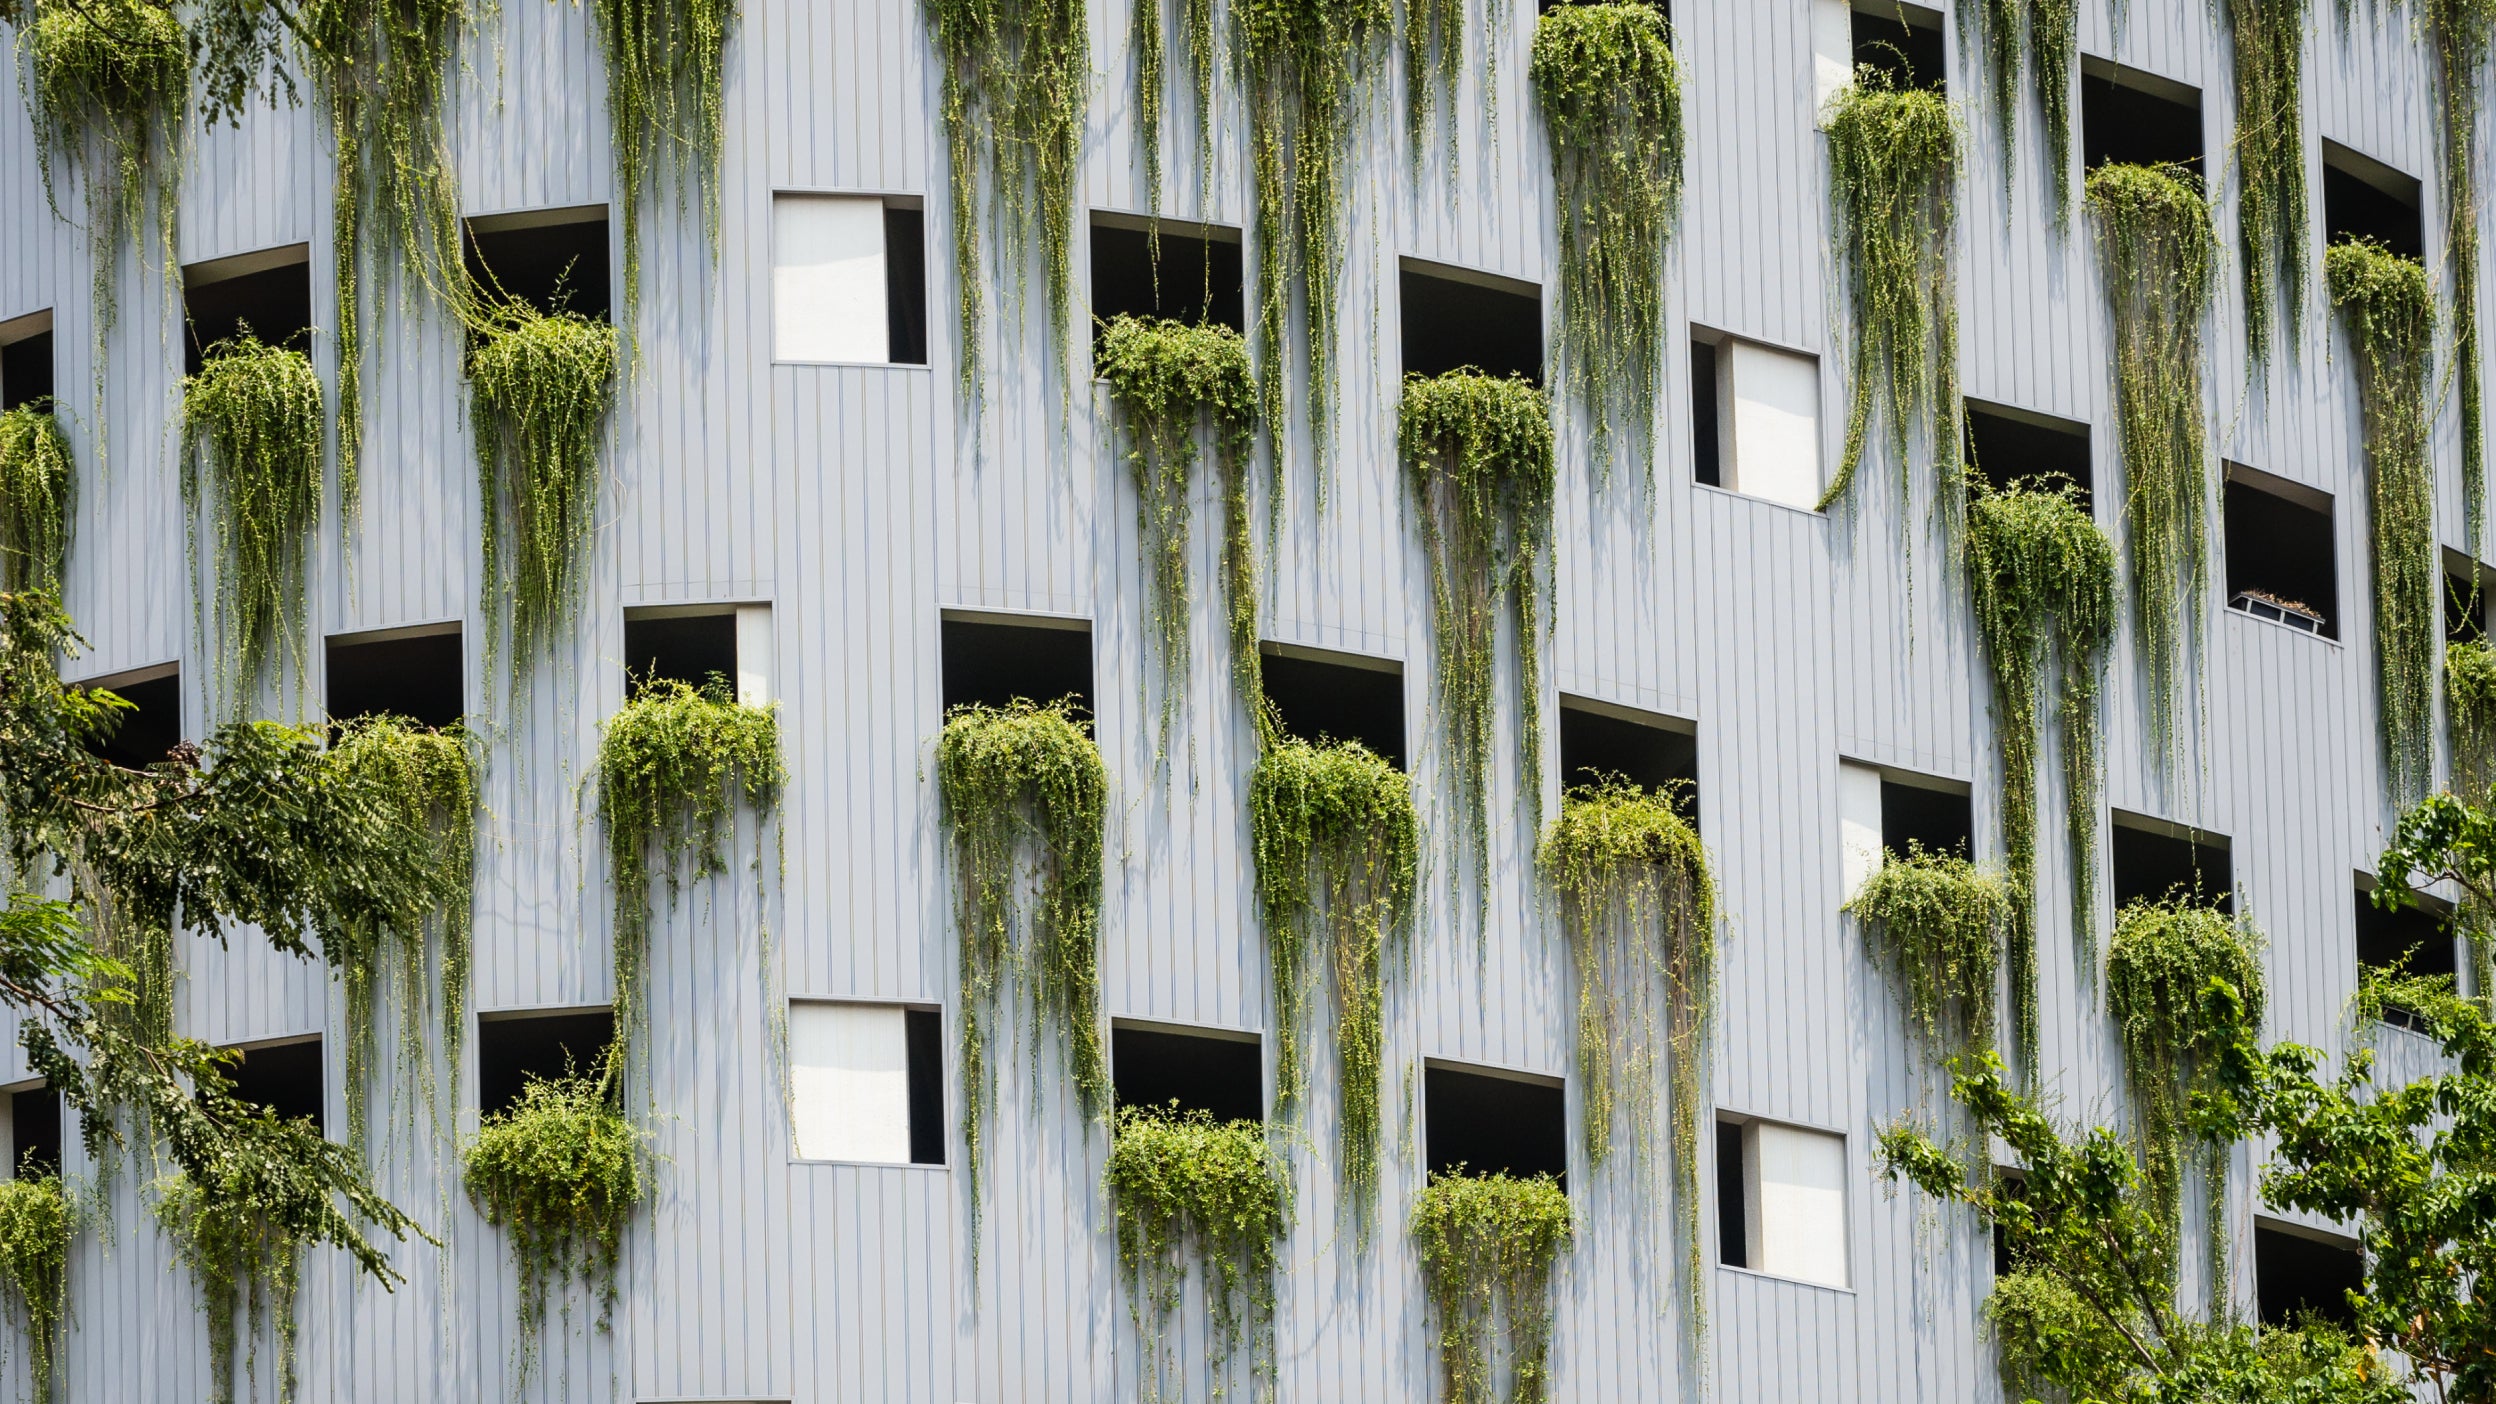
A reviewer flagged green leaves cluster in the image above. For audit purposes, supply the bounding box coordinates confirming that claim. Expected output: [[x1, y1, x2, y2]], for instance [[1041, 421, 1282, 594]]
[[587, 0, 738, 317], [2223, 0, 2310, 370], [1846, 843, 2012, 1070], [1399, 369, 1553, 908], [2450, 637, 2496, 798], [180, 335, 327, 716], [1529, 2, 1684, 477], [1248, 731, 1415, 1215], [936, 699, 1108, 1211], [0, 407, 75, 594], [0, 1176, 70, 1404], [157, 1170, 305, 1404], [1819, 76, 1962, 542], [2089, 163, 2218, 767], [462, 1071, 646, 1379], [1105, 1106, 1291, 1402], [1411, 1170, 1572, 1404], [1954, 0, 2079, 219]]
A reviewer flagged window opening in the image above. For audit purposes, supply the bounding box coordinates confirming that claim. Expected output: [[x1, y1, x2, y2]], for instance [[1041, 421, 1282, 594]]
[[1691, 337, 1722, 487], [326, 625, 463, 731], [1701, 333, 1823, 509], [0, 315, 52, 412], [1882, 774, 1973, 859], [1558, 696, 1698, 823], [2081, 62, 2205, 173], [2322, 141, 2426, 262], [2223, 464, 2336, 638], [2109, 817, 2232, 913], [1089, 216, 1246, 349], [2447, 565, 2487, 643], [625, 609, 738, 696], [465, 206, 613, 322], [940, 614, 1094, 717], [1112, 1023, 1263, 1125], [1425, 1062, 1567, 1187], [182, 246, 315, 376], [1259, 645, 1406, 769], [80, 664, 181, 770], [224, 1038, 323, 1135], [770, 194, 928, 365], [1718, 1115, 1850, 1287], [2254, 1221, 2362, 1329], [476, 1008, 615, 1119], [2356, 880, 2455, 1031], [1400, 262, 1543, 385], [1966, 401, 2092, 503], [788, 1001, 944, 1165], [1851, 1, 1944, 91], [1715, 1118, 1747, 1267], [10, 1088, 60, 1179]]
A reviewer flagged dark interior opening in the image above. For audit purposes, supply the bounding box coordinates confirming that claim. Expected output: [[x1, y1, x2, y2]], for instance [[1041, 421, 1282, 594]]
[[2111, 822, 2233, 913], [224, 1039, 323, 1134], [327, 629, 463, 731], [1425, 1064, 1567, 1187], [1990, 1171, 2028, 1277], [2224, 476, 2337, 637], [1966, 403, 2092, 503], [1090, 221, 1247, 351], [1400, 268, 1543, 385], [2082, 71, 2205, 173], [905, 1008, 944, 1165], [884, 206, 928, 366], [183, 257, 315, 376], [1558, 701, 1699, 824], [87, 670, 181, 769], [1691, 338, 1722, 487], [2448, 572, 2486, 643], [10, 1088, 60, 1179], [2356, 886, 2456, 1031], [1882, 779, 1973, 860], [465, 212, 613, 322], [2323, 159, 2425, 263], [2255, 1224, 2362, 1329], [478, 1010, 615, 1118], [2, 329, 53, 412], [625, 611, 738, 697], [1851, 6, 1944, 92], [1260, 650, 1406, 769], [1716, 1119, 1748, 1267], [940, 618, 1094, 717], [1112, 1025, 1263, 1126]]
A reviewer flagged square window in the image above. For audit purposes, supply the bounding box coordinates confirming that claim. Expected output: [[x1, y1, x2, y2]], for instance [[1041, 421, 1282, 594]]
[[625, 608, 738, 696], [1850, 1, 1944, 92], [1719, 1116, 1850, 1287], [2081, 62, 2205, 173], [2355, 882, 2455, 1031], [1400, 261, 1543, 385], [789, 1001, 944, 1165], [223, 1038, 323, 1135], [1089, 217, 1246, 345], [326, 625, 463, 731], [476, 1008, 615, 1118], [1424, 1062, 1567, 1187], [78, 663, 181, 770], [1112, 1023, 1263, 1125], [1966, 401, 2092, 504], [0, 314, 52, 412], [2254, 1221, 2362, 1329], [183, 245, 315, 376], [1837, 759, 1972, 894], [1259, 645, 1406, 769], [771, 193, 929, 365], [9, 1087, 61, 1179], [2110, 816, 2232, 913], [2323, 141, 2425, 263], [1697, 333, 1822, 510], [2224, 463, 2337, 639], [940, 614, 1093, 717], [1557, 696, 1698, 823], [465, 206, 611, 322]]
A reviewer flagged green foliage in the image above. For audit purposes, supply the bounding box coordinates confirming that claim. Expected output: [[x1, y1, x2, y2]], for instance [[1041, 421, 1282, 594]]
[[462, 1071, 646, 1378], [1247, 731, 1415, 1215], [2089, 163, 2219, 766], [1237, 0, 1388, 479], [597, 677, 782, 1080], [468, 304, 619, 690], [1129, 0, 1218, 219], [1536, 779, 1713, 1330], [2222, 0, 2310, 370], [936, 699, 1108, 1213], [1105, 1106, 1291, 1402], [1095, 315, 1263, 744], [2420, 0, 2496, 548], [1962, 480, 2116, 1045], [158, 1170, 305, 1404], [180, 335, 328, 715], [2030, 0, 2077, 222], [0, 1176, 70, 1404], [0, 407, 75, 594], [2450, 637, 2496, 799], [1957, 0, 2018, 190], [1399, 369, 1554, 910], [582, 0, 737, 318], [1529, 2, 1684, 477], [2328, 241, 2439, 804], [1846, 843, 2013, 1069], [925, 0, 1086, 408], [1411, 1170, 1573, 1404], [1818, 76, 1962, 540], [1404, 0, 1504, 175]]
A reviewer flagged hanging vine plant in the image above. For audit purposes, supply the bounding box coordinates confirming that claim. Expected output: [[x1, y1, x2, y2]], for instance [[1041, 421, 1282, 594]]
[[463, 1071, 646, 1383], [1400, 369, 1554, 906], [1535, 779, 1713, 1328], [180, 334, 328, 715], [936, 698, 1109, 1211], [2452, 637, 2496, 798], [2221, 0, 2310, 370], [469, 302, 619, 690], [157, 1170, 307, 1404], [1951, 0, 2079, 221], [1096, 314, 1263, 743], [1131, 0, 1219, 219], [1247, 730, 1417, 1216], [1962, 479, 2115, 1041], [1411, 1169, 1573, 1404], [1818, 75, 1964, 542], [0, 1175, 70, 1404], [1845, 842, 2014, 1069], [2329, 239, 2439, 803], [1105, 1106, 1291, 1402], [1528, 1, 1685, 478], [584, 0, 737, 318], [2421, 0, 2495, 546], [925, 0, 1086, 409], [1237, 0, 1388, 476], [0, 405, 75, 593], [2089, 162, 2219, 767], [1403, 0, 1505, 174]]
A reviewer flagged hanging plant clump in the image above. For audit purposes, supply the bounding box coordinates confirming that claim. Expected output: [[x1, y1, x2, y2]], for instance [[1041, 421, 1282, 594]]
[[180, 334, 328, 714], [1817, 76, 1963, 543], [1951, 0, 2079, 221], [1845, 842, 2014, 1068], [2451, 637, 2496, 799], [468, 303, 619, 690], [1131, 0, 1219, 218], [1535, 779, 1713, 1324], [0, 406, 75, 593], [157, 1171, 308, 1404], [1528, 1, 1684, 477], [2329, 240, 2439, 803], [0, 1175, 70, 1404], [1096, 314, 1263, 741], [1400, 369, 1554, 906], [924, 0, 1087, 409], [1105, 1106, 1291, 1401], [936, 699, 1109, 1212], [2088, 163, 2218, 767], [2422, 0, 2495, 546], [1247, 731, 1417, 1214], [1403, 0, 1507, 174], [463, 1071, 646, 1383], [1962, 479, 2115, 1047], [2221, 0, 2311, 370], [586, 0, 738, 318], [1412, 1170, 1573, 1404]]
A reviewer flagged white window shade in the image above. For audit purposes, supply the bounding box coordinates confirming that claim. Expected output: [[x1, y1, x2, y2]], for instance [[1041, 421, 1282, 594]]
[[735, 603, 773, 707], [790, 1002, 911, 1163], [1838, 759, 1884, 900], [1726, 340, 1823, 510], [774, 194, 889, 363], [1747, 1122, 1849, 1288]]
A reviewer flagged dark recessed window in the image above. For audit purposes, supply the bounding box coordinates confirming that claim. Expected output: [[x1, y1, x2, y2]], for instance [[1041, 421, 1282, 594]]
[[1426, 1064, 1566, 1187], [1090, 219, 1246, 346], [885, 205, 929, 366], [2082, 66, 2205, 173], [2224, 466, 2337, 639], [1558, 698, 1698, 823], [2323, 143, 2425, 263], [224, 1039, 323, 1134], [1991, 1170, 2028, 1277], [1716, 1118, 1747, 1267], [1883, 777, 1973, 860], [1966, 402, 2092, 503], [625, 610, 738, 697], [327, 627, 463, 731], [477, 1009, 615, 1118], [1112, 1024, 1263, 1125], [84, 666, 182, 769], [2448, 570, 2487, 644], [10, 1088, 60, 1180], [1260, 648, 1406, 769], [466, 208, 613, 322], [2356, 885, 2455, 1032], [183, 248, 315, 376], [2111, 819, 2232, 913], [940, 616, 1094, 717], [1852, 2, 1944, 92], [1, 324, 53, 412], [1691, 337, 1723, 487], [2255, 1223, 2362, 1329], [1401, 265, 1543, 385]]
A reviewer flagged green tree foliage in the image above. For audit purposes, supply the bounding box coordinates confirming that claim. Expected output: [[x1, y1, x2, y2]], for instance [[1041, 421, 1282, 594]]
[[1846, 843, 2013, 1071], [0, 407, 75, 594], [1105, 1106, 1291, 1402], [180, 335, 327, 716], [1411, 1170, 1573, 1404], [2450, 637, 2496, 799], [0, 1176, 70, 1404], [584, 0, 737, 317], [2222, 0, 2311, 371], [462, 1070, 646, 1382]]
